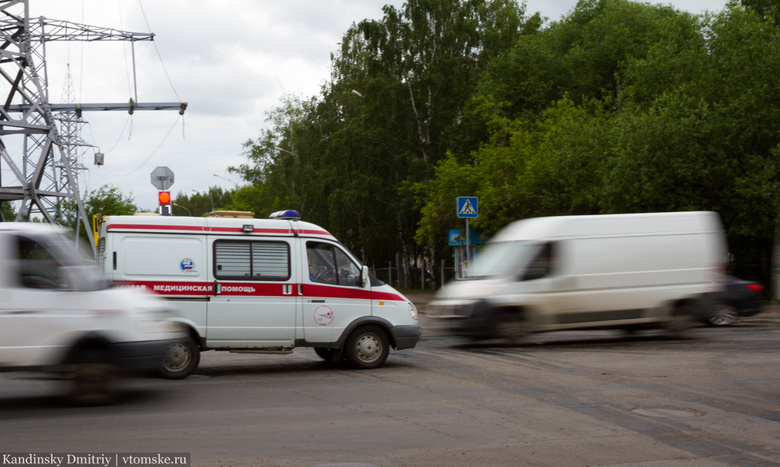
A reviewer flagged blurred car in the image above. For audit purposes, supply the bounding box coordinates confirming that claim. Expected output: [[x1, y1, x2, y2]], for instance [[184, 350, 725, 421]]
[[0, 223, 187, 405], [704, 276, 765, 326]]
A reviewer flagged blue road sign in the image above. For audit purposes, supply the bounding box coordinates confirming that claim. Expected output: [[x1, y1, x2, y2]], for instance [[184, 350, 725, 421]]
[[457, 196, 478, 218]]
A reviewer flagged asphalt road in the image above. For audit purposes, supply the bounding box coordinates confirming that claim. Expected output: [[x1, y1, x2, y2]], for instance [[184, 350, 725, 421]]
[[1, 294, 779, 467]]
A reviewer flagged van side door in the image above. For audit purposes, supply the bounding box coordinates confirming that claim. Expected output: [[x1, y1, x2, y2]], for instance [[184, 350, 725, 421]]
[[207, 238, 297, 348], [300, 240, 368, 344]]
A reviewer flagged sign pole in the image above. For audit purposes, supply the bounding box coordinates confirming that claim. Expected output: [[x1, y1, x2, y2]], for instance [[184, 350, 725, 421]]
[[456, 196, 478, 279], [465, 218, 470, 278]]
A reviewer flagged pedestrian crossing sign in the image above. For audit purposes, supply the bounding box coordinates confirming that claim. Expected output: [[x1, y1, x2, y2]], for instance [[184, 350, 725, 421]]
[[457, 196, 478, 218]]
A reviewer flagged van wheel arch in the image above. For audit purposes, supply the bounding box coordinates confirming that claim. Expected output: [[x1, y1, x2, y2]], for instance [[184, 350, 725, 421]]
[[61, 333, 114, 366], [62, 335, 119, 406], [335, 317, 396, 349]]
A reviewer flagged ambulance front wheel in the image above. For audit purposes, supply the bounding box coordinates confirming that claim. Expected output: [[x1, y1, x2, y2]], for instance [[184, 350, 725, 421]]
[[159, 337, 200, 379], [344, 325, 390, 370]]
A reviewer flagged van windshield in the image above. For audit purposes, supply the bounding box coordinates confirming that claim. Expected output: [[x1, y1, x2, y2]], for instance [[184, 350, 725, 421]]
[[18, 234, 110, 291], [470, 241, 541, 279]]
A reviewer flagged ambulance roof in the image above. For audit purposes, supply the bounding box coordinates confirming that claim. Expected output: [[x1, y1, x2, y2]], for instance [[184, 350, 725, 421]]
[[101, 214, 334, 239]]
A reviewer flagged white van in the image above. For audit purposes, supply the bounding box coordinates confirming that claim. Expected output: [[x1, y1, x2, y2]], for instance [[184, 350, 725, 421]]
[[0, 223, 185, 405], [430, 212, 727, 340], [97, 210, 421, 376]]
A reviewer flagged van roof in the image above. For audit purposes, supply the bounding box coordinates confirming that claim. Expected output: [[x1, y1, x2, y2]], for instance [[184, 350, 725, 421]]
[[491, 211, 721, 242], [0, 222, 67, 235], [101, 215, 334, 239]]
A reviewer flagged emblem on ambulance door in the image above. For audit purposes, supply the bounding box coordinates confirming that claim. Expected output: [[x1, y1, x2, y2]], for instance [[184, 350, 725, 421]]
[[180, 258, 196, 272], [314, 305, 335, 326]]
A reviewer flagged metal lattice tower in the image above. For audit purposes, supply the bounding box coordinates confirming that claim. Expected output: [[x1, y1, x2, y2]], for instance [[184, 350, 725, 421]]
[[0, 0, 186, 250]]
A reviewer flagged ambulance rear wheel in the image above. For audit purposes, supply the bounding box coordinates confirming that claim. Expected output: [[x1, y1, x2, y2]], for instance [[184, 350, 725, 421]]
[[159, 338, 200, 379], [344, 325, 389, 370]]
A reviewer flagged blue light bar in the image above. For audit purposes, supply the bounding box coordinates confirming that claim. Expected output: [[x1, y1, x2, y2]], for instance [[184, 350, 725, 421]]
[[269, 210, 301, 220]]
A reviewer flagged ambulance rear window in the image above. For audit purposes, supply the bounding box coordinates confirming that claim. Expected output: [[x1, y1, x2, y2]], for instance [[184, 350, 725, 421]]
[[214, 240, 290, 281]]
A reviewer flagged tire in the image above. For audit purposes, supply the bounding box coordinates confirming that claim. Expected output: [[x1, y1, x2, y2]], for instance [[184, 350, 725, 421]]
[[493, 310, 528, 344], [706, 302, 738, 326], [158, 337, 200, 379], [69, 349, 119, 406], [344, 325, 390, 370], [665, 304, 698, 337]]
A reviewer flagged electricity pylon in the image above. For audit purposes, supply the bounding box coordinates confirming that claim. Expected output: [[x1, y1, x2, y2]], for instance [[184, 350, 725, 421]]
[[0, 0, 186, 251]]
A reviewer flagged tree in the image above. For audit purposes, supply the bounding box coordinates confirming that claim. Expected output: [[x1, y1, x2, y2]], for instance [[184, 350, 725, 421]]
[[234, 0, 535, 278], [60, 185, 138, 243], [417, 0, 780, 286], [1, 201, 15, 221], [173, 186, 234, 217]]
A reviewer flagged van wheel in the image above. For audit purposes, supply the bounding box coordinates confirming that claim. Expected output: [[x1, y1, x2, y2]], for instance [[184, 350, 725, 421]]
[[495, 311, 528, 344], [69, 350, 119, 406], [344, 325, 389, 369], [159, 338, 200, 379], [706, 302, 738, 326], [665, 305, 698, 337]]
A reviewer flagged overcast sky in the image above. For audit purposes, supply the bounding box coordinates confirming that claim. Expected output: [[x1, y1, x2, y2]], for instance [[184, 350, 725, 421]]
[[29, 0, 726, 212]]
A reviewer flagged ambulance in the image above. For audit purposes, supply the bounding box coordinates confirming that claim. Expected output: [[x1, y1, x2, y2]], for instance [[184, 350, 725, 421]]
[[96, 210, 421, 377]]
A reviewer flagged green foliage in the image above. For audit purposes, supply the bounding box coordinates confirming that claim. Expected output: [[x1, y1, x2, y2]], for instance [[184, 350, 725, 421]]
[[59, 185, 138, 241], [231, 0, 533, 270], [173, 186, 234, 217], [415, 0, 780, 284], [1, 201, 15, 221], [228, 0, 780, 287]]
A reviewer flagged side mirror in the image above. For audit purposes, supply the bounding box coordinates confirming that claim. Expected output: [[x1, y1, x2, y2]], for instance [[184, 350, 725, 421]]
[[361, 265, 370, 289]]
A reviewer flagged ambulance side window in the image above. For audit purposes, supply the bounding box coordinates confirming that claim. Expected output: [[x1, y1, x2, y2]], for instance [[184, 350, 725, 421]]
[[306, 242, 361, 287], [214, 240, 290, 280]]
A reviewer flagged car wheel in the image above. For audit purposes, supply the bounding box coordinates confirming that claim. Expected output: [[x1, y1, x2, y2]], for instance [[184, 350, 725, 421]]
[[69, 349, 119, 406], [494, 311, 528, 344], [707, 302, 738, 326], [159, 338, 200, 379], [344, 325, 390, 370]]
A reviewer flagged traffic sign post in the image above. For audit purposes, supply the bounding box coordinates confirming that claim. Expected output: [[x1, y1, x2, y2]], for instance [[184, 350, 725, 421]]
[[457, 197, 478, 277], [151, 166, 175, 190], [151, 167, 175, 215]]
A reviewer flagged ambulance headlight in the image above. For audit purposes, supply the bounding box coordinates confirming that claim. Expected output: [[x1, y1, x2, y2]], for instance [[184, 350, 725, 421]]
[[408, 302, 418, 320]]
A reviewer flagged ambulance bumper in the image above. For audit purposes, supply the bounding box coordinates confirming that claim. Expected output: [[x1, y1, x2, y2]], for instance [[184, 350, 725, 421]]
[[390, 324, 422, 350]]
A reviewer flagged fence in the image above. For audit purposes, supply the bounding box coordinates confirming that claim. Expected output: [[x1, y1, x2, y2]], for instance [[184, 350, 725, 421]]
[[371, 260, 458, 290]]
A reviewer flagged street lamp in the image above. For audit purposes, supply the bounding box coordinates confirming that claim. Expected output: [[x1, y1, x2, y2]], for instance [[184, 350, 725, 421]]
[[274, 147, 299, 157], [172, 202, 191, 216], [213, 173, 238, 186]]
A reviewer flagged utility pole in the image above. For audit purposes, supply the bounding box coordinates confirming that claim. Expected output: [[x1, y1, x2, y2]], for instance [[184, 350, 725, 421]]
[[0, 0, 186, 253]]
